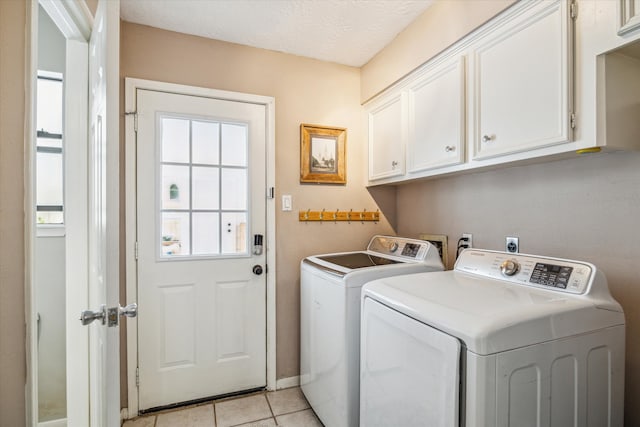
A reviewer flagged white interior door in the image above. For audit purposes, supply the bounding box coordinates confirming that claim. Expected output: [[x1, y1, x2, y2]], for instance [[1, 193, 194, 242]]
[[65, 38, 90, 427], [86, 0, 120, 425], [136, 89, 267, 411]]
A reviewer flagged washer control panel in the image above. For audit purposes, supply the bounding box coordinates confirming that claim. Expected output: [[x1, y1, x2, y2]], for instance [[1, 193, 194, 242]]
[[367, 236, 433, 261], [455, 249, 593, 294]]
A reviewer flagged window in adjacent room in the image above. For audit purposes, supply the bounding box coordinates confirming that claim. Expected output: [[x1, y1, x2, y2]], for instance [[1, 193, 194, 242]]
[[36, 71, 64, 226]]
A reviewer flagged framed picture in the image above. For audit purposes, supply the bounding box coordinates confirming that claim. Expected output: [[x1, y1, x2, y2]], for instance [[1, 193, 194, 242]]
[[300, 124, 346, 184], [419, 234, 449, 268]]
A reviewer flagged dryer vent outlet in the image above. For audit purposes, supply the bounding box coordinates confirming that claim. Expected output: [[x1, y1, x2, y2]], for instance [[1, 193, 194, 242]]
[[506, 237, 519, 253]]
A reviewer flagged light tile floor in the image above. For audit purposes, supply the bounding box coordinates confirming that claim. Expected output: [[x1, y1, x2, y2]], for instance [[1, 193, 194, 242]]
[[123, 387, 323, 427]]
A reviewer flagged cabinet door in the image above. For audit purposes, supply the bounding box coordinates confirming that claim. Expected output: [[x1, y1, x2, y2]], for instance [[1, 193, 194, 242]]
[[472, 0, 572, 160], [367, 92, 406, 181], [407, 56, 465, 173], [619, 0, 640, 35]]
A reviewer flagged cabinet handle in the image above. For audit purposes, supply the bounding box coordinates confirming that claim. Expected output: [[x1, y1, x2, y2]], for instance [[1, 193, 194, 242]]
[[482, 135, 494, 143], [445, 146, 456, 152], [391, 160, 398, 168]]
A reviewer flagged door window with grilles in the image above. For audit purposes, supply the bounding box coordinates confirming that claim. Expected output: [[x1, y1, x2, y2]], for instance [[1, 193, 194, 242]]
[[159, 116, 249, 258]]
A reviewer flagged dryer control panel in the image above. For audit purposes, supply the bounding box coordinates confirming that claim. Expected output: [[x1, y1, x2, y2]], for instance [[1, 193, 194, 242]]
[[455, 249, 594, 294], [367, 235, 433, 261]]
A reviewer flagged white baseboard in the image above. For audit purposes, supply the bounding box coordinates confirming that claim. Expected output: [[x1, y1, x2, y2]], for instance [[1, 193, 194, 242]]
[[38, 418, 66, 427], [275, 375, 300, 389]]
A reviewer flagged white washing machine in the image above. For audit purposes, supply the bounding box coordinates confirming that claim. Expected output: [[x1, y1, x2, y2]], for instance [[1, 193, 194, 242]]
[[360, 249, 626, 427], [300, 235, 444, 427]]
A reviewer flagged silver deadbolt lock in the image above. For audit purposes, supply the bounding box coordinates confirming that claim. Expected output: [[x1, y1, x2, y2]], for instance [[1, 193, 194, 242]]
[[253, 234, 263, 255]]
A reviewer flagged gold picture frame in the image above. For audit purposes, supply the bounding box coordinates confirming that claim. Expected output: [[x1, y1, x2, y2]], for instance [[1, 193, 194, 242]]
[[419, 234, 449, 268], [300, 124, 346, 184]]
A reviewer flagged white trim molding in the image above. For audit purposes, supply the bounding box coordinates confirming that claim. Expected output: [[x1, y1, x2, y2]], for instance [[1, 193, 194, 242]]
[[275, 376, 300, 390], [124, 78, 277, 418], [39, 0, 93, 41]]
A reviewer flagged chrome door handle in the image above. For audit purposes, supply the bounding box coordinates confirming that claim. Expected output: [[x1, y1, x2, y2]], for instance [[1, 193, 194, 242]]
[[81, 303, 137, 326], [80, 305, 106, 325], [445, 145, 456, 152], [120, 303, 138, 318], [107, 303, 138, 327]]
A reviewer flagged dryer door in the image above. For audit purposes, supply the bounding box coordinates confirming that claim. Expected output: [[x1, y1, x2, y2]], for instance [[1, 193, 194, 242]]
[[360, 297, 461, 427]]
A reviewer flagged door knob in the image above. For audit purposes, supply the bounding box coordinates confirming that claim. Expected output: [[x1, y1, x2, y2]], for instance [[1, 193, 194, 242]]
[[80, 305, 106, 325], [120, 303, 138, 318], [253, 265, 263, 275], [107, 303, 138, 327]]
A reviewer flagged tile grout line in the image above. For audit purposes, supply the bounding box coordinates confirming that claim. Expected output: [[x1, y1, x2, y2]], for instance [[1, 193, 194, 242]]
[[264, 390, 278, 424], [132, 388, 317, 427]]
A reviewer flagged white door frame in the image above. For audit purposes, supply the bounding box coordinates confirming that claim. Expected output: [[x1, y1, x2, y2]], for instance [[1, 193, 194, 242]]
[[124, 78, 277, 417], [25, 0, 93, 425]]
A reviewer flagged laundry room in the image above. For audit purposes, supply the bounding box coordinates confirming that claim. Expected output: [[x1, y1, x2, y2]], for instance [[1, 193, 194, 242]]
[[120, 1, 640, 423], [2, 0, 640, 426]]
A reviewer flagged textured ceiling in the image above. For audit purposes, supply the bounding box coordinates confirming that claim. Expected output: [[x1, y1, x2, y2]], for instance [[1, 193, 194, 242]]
[[120, 0, 434, 67]]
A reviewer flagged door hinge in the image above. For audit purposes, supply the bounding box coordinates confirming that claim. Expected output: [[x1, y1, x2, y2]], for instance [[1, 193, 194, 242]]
[[570, 112, 576, 130], [135, 241, 139, 260], [570, 1, 577, 20], [267, 187, 275, 199], [136, 367, 140, 387], [125, 111, 138, 132]]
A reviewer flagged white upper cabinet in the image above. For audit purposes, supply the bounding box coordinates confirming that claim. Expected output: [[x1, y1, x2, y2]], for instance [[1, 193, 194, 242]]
[[471, 0, 572, 160], [365, 0, 640, 186], [407, 56, 466, 173], [367, 91, 406, 181], [618, 0, 640, 35]]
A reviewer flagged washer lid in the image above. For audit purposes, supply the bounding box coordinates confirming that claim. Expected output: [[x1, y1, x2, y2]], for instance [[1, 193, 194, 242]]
[[316, 252, 400, 269], [302, 235, 445, 279], [363, 266, 625, 355]]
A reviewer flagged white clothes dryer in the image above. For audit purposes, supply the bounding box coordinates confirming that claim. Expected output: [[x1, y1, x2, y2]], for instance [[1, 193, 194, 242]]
[[360, 249, 625, 427], [300, 235, 444, 427]]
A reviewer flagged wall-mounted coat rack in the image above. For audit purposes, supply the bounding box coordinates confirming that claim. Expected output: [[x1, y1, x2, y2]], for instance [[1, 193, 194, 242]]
[[298, 209, 380, 222]]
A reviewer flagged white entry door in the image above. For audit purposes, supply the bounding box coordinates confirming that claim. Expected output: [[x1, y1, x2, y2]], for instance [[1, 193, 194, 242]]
[[136, 89, 268, 410]]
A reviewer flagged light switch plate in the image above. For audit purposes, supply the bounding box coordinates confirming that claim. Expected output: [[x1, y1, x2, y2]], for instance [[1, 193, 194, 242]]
[[282, 195, 292, 211]]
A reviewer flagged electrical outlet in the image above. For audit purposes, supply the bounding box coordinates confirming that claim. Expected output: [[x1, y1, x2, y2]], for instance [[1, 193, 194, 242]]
[[506, 237, 519, 253], [462, 233, 473, 248]]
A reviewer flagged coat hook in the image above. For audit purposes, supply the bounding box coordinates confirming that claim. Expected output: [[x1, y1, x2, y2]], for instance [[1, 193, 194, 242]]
[[349, 208, 353, 223], [334, 209, 338, 221], [305, 209, 310, 221], [320, 208, 325, 220]]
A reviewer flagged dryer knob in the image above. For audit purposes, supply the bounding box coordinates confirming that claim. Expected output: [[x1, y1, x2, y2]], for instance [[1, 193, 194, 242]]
[[389, 242, 399, 253], [500, 259, 520, 276]]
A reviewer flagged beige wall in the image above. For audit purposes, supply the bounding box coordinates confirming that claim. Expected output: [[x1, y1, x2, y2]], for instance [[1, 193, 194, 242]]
[[119, 22, 394, 385], [360, 0, 515, 102], [0, 1, 27, 426]]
